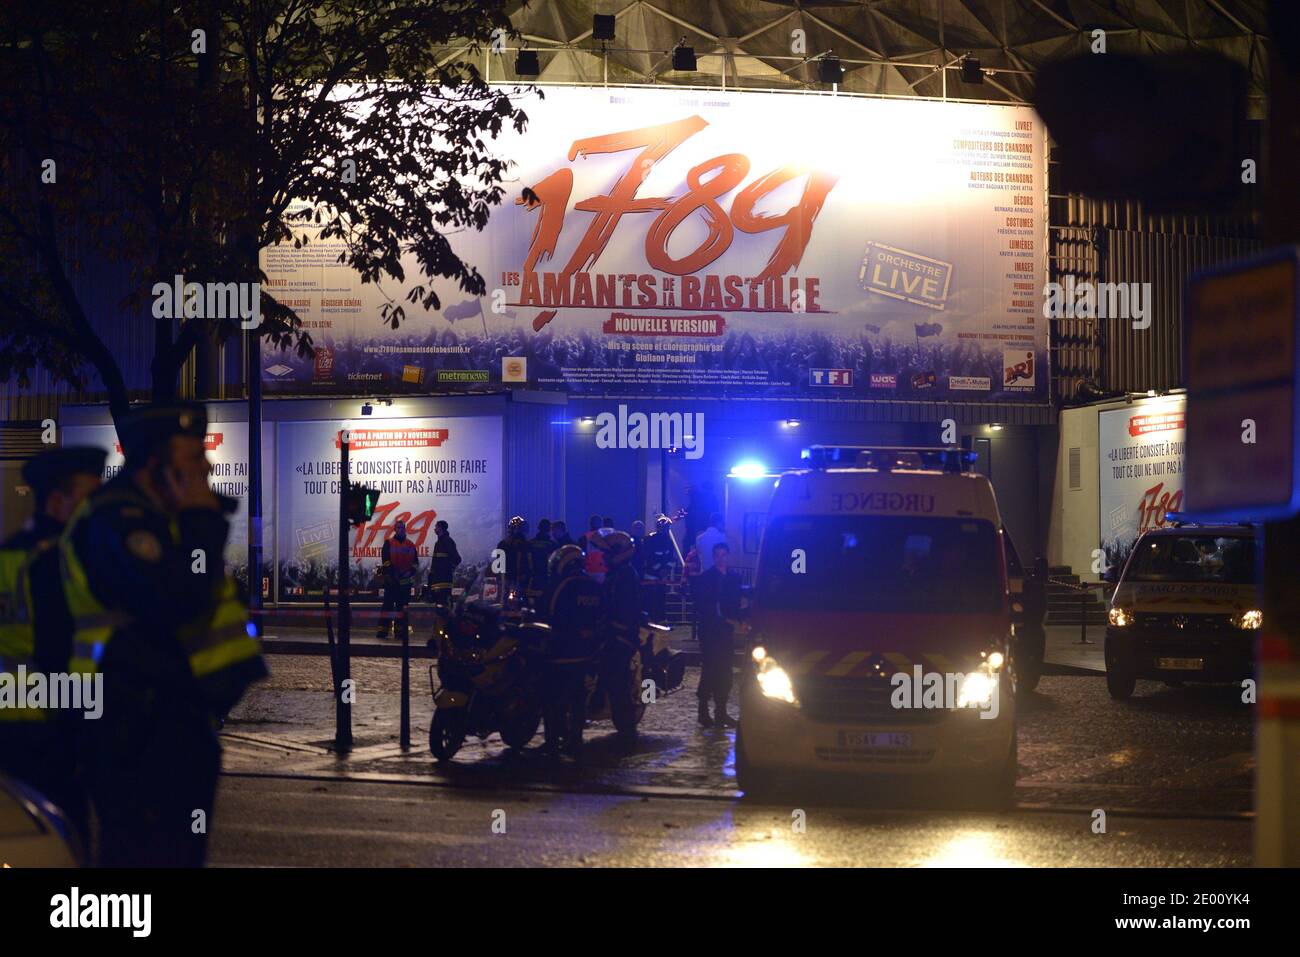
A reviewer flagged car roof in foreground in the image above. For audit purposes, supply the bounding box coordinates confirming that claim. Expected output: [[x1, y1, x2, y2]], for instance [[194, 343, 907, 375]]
[[1140, 525, 1257, 538]]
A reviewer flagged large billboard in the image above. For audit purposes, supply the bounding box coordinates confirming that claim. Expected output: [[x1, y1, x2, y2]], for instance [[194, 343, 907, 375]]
[[275, 416, 502, 602], [262, 87, 1047, 402], [1099, 397, 1187, 571]]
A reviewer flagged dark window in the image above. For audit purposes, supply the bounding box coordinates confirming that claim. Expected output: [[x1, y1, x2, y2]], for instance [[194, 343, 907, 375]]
[[756, 516, 1003, 614], [1124, 535, 1257, 585]]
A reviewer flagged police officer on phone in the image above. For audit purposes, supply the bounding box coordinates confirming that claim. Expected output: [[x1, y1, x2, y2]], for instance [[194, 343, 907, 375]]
[[59, 403, 266, 867]]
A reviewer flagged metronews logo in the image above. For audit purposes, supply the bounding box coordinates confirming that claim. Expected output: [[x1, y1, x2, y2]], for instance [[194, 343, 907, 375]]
[[594, 404, 704, 460], [50, 887, 151, 937]]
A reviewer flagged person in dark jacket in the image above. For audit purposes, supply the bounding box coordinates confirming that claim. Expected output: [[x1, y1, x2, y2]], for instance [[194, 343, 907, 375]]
[[692, 542, 742, 728], [597, 530, 642, 735], [426, 520, 461, 611], [377, 520, 419, 640], [539, 545, 602, 758], [550, 520, 575, 549], [495, 515, 533, 600], [526, 518, 556, 607]]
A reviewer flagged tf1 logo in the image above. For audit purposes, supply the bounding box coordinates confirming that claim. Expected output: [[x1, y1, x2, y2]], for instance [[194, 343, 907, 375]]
[[810, 368, 853, 387]]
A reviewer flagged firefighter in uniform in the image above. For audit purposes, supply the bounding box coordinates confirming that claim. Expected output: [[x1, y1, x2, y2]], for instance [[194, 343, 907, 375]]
[[539, 544, 602, 758], [495, 515, 533, 602], [595, 530, 642, 735], [525, 518, 556, 609], [426, 520, 461, 611], [377, 519, 419, 640], [0, 447, 106, 837], [60, 403, 267, 867]]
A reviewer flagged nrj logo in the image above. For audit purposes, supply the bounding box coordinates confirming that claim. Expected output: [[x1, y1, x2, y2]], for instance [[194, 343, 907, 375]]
[[890, 664, 1001, 719], [151, 273, 261, 329], [594, 405, 704, 460]]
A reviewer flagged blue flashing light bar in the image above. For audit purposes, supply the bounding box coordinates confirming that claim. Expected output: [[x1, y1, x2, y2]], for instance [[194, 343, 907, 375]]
[[800, 445, 979, 473]]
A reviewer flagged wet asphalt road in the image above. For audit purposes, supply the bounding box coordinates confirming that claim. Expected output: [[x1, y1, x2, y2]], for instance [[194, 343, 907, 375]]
[[209, 656, 1254, 866], [209, 774, 1249, 867]]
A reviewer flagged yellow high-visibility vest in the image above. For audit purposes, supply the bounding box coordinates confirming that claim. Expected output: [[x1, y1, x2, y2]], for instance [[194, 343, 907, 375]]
[[59, 494, 261, 691], [0, 544, 47, 722]]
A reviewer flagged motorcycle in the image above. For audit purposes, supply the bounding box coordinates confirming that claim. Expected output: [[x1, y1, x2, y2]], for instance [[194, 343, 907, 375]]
[[567, 616, 685, 748], [426, 597, 551, 762], [640, 617, 687, 698]]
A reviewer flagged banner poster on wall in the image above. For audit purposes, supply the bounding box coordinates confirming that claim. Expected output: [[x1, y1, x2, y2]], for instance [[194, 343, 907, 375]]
[[275, 416, 502, 602], [1098, 397, 1187, 571], [61, 419, 259, 586], [261, 86, 1047, 402]]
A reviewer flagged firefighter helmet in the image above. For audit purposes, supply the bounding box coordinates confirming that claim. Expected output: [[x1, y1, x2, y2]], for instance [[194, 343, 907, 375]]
[[596, 529, 635, 565], [548, 543, 584, 580]]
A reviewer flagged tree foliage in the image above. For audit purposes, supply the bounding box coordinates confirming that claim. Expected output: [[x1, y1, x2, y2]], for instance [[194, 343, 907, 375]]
[[0, 0, 531, 419]]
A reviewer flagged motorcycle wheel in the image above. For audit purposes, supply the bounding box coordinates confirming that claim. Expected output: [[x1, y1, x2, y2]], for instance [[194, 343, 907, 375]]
[[500, 692, 542, 749], [429, 708, 467, 762]]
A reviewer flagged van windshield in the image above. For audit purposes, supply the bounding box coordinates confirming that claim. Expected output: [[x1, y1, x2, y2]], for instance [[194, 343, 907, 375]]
[[1124, 534, 1257, 585], [756, 515, 1003, 614]]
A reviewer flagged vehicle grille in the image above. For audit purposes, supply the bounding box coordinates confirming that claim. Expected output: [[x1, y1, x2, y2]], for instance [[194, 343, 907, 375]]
[[795, 676, 948, 725], [1133, 612, 1234, 632]]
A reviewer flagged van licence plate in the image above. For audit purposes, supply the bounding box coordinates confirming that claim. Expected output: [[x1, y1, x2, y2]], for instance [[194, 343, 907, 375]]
[[838, 731, 912, 749], [1156, 657, 1204, 671]]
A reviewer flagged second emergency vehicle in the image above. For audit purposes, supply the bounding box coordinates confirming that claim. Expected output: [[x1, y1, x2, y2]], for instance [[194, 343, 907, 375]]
[[735, 446, 1018, 807]]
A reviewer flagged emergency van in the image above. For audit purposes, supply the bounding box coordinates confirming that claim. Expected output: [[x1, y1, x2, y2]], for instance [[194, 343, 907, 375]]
[[735, 446, 1018, 807], [1104, 523, 1259, 700]]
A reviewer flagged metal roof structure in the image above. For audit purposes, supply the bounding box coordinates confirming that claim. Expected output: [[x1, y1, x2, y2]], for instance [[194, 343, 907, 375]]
[[494, 1, 1271, 113]]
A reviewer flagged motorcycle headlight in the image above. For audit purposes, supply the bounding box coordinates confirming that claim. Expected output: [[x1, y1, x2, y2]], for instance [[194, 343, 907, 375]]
[[957, 670, 997, 709], [1108, 607, 1132, 627], [1231, 609, 1262, 630]]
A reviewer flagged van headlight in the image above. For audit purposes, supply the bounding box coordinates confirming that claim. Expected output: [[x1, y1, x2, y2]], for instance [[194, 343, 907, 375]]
[[1231, 609, 1262, 630], [957, 670, 997, 709], [752, 648, 798, 705], [1108, 607, 1132, 627]]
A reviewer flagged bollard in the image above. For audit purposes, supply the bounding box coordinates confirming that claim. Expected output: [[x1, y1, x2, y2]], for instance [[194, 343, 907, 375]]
[[399, 606, 411, 750]]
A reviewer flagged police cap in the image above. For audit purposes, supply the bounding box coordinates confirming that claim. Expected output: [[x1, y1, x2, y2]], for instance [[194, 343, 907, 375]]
[[21, 446, 108, 500], [117, 402, 208, 463]]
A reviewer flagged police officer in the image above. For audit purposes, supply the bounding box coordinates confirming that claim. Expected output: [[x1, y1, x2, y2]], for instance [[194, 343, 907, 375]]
[[60, 403, 266, 867], [595, 530, 642, 738], [377, 519, 419, 640], [693, 542, 742, 728], [539, 544, 602, 758], [0, 446, 106, 836], [426, 520, 461, 611], [496, 516, 533, 600], [525, 518, 556, 608]]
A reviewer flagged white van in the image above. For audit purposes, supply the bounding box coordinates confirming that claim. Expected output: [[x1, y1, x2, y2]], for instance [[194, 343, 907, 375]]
[[735, 446, 1018, 806], [1105, 523, 1259, 699]]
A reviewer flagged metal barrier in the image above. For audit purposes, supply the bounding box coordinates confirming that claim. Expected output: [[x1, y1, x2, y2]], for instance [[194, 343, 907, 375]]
[[1047, 576, 1114, 645]]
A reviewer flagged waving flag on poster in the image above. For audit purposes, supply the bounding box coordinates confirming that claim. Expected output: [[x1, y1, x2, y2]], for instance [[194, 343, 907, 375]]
[[915, 322, 944, 338]]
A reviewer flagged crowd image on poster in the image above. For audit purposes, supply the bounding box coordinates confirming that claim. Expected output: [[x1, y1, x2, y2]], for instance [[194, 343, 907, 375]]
[[261, 86, 1048, 402], [1098, 397, 1187, 573]]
